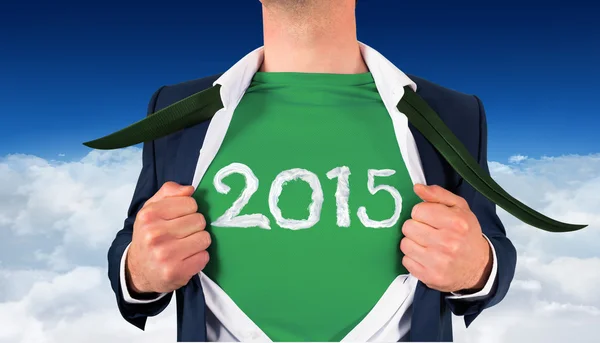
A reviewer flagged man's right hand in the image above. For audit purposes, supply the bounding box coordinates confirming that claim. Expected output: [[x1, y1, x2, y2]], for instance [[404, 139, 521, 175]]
[[125, 181, 211, 294]]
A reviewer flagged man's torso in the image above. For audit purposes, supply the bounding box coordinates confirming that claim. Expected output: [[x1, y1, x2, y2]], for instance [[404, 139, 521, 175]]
[[147, 70, 483, 342], [195, 72, 421, 341]]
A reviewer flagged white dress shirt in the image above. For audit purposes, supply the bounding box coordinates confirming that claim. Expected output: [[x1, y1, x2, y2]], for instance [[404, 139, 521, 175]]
[[120, 42, 498, 342]]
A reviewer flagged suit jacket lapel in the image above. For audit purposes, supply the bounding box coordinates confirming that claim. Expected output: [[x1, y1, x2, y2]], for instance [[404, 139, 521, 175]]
[[83, 85, 223, 150], [398, 87, 585, 232]]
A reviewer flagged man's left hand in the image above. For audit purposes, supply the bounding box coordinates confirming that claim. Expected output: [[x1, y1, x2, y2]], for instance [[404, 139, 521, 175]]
[[400, 184, 493, 293]]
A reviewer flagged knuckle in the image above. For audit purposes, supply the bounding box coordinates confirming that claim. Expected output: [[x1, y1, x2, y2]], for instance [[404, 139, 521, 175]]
[[421, 203, 434, 216], [401, 220, 413, 236], [153, 246, 169, 263], [136, 207, 155, 224], [411, 203, 423, 218], [443, 239, 460, 256], [430, 185, 443, 193], [431, 185, 445, 199], [161, 264, 178, 283], [189, 251, 210, 274], [199, 250, 210, 267], [194, 213, 206, 229], [452, 216, 469, 233], [400, 238, 410, 255], [186, 197, 199, 213], [401, 256, 411, 269], [195, 231, 211, 249], [449, 242, 460, 256], [201, 231, 212, 248], [142, 231, 158, 247], [399, 238, 408, 254], [162, 181, 179, 191]]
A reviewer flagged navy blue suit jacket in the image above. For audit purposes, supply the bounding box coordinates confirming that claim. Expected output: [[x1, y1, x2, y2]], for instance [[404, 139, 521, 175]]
[[107, 74, 517, 342]]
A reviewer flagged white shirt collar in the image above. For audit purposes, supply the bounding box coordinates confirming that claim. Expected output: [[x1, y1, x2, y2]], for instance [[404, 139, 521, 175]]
[[213, 41, 417, 109], [194, 40, 426, 192]]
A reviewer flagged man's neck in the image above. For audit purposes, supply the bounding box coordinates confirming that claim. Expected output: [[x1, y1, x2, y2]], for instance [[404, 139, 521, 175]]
[[259, 2, 368, 74]]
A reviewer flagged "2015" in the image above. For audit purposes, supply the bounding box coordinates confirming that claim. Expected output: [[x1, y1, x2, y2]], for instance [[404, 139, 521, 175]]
[[210, 163, 404, 230]]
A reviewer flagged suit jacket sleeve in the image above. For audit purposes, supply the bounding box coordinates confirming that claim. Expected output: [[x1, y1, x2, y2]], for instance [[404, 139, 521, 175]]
[[445, 95, 517, 327], [107, 85, 174, 331]]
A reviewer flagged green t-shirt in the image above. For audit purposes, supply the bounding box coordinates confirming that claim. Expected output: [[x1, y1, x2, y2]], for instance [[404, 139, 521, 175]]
[[194, 72, 421, 341]]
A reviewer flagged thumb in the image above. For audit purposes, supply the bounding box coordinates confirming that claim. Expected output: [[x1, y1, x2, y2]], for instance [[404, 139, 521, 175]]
[[146, 181, 195, 206], [413, 184, 438, 203]]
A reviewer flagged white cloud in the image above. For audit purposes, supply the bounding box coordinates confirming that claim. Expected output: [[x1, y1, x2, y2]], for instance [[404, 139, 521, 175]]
[[508, 154, 528, 163], [0, 150, 141, 248], [0, 266, 177, 343], [0, 150, 599, 343]]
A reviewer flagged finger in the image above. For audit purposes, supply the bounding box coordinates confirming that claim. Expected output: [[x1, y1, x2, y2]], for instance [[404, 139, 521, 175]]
[[147, 196, 199, 221], [413, 184, 469, 210], [411, 202, 468, 232], [166, 213, 206, 239], [163, 250, 210, 290], [401, 219, 439, 247], [145, 181, 195, 207], [402, 255, 426, 279], [399, 237, 428, 266], [175, 230, 212, 260], [181, 250, 210, 278]]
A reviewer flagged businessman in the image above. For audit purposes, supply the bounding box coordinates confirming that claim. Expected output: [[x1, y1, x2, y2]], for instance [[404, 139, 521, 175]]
[[106, 0, 518, 341]]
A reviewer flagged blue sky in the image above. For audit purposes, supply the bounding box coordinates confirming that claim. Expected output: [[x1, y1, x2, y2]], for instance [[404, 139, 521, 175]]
[[1, 2, 600, 342], [1, 0, 598, 161]]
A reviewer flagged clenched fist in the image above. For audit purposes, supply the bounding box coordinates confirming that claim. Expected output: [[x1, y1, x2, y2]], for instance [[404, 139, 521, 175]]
[[400, 184, 493, 293], [125, 181, 211, 294]]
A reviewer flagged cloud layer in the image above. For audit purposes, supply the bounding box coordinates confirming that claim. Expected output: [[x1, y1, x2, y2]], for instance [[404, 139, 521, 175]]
[[0, 150, 598, 343]]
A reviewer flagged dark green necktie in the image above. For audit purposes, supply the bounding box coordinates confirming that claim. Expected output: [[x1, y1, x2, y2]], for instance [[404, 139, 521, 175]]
[[83, 85, 587, 233]]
